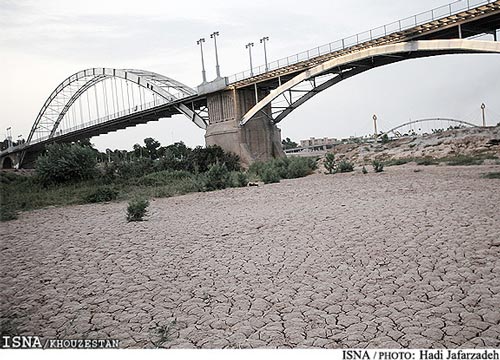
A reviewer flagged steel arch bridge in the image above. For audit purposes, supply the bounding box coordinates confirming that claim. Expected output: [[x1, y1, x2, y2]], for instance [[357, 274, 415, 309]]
[[1, 0, 499, 168], [28, 68, 207, 146], [381, 118, 479, 137]]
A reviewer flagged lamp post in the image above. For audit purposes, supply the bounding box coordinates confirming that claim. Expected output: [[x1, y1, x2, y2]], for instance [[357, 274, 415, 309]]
[[373, 114, 378, 141], [196, 38, 207, 83], [260, 36, 270, 72], [481, 103, 486, 127], [6, 127, 12, 148], [246, 42, 255, 77], [210, 31, 221, 78]]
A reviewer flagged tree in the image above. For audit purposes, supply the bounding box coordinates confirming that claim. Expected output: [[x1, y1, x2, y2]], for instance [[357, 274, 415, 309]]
[[282, 137, 298, 150], [36, 143, 98, 185], [144, 137, 161, 160]]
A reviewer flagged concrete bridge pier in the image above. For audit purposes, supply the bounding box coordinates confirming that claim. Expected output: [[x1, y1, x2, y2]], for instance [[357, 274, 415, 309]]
[[204, 87, 285, 166]]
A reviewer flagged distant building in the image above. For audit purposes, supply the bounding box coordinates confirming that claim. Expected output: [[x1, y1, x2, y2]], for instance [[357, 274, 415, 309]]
[[300, 137, 338, 148]]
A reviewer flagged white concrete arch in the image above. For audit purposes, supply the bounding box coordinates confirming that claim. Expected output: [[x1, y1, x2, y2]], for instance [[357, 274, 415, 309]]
[[239, 40, 500, 126]]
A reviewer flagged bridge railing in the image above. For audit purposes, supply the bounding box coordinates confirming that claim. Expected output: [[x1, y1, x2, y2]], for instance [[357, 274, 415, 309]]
[[29, 97, 173, 146], [227, 0, 495, 83]]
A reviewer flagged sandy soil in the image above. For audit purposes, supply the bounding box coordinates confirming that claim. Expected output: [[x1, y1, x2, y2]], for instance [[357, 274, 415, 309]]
[[1, 164, 500, 348]]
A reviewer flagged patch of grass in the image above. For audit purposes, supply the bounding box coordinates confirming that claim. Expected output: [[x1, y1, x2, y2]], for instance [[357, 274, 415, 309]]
[[445, 155, 484, 166], [416, 157, 439, 166], [439, 153, 497, 166], [384, 158, 412, 167], [483, 172, 500, 179], [84, 186, 119, 203]]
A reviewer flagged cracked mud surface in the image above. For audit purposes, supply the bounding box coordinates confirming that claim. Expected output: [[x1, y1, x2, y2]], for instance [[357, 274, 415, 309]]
[[1, 165, 499, 348]]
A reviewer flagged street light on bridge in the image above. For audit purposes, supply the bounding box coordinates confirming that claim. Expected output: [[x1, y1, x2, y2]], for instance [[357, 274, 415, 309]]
[[210, 31, 221, 79], [196, 38, 207, 83], [481, 103, 486, 127], [245, 42, 255, 77], [260, 36, 270, 72], [373, 114, 378, 141]]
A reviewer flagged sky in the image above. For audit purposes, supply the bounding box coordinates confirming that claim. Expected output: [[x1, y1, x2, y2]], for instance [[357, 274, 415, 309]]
[[1, 0, 499, 151]]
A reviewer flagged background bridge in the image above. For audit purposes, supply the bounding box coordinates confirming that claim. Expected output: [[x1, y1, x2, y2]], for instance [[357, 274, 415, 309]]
[[1, 0, 500, 168]]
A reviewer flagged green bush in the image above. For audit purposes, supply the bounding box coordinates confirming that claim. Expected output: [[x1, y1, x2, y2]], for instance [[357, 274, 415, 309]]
[[36, 143, 98, 186], [337, 160, 354, 173], [114, 158, 154, 180], [249, 157, 316, 182], [85, 186, 119, 203], [230, 171, 249, 188], [189, 145, 240, 173], [324, 153, 336, 174], [127, 198, 149, 222], [372, 160, 384, 173], [260, 166, 281, 184], [0, 206, 18, 222], [205, 163, 231, 191], [287, 157, 316, 178]]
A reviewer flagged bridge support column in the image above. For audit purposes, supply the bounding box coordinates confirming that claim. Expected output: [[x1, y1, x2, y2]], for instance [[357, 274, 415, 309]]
[[205, 88, 284, 166]]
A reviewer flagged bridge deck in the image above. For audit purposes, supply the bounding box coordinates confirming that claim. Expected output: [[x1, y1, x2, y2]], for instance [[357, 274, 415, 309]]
[[229, 1, 500, 89]]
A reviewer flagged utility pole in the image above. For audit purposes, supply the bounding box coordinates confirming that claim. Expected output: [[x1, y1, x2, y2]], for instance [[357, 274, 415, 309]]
[[373, 114, 378, 141], [481, 103, 486, 127], [260, 36, 270, 72], [246, 42, 255, 77], [210, 31, 221, 79], [197, 38, 207, 83]]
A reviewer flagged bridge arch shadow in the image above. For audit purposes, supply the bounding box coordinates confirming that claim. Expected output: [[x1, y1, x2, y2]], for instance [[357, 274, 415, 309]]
[[2, 156, 13, 169]]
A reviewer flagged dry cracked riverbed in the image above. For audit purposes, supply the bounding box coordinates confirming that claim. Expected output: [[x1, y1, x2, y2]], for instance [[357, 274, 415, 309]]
[[1, 165, 500, 348]]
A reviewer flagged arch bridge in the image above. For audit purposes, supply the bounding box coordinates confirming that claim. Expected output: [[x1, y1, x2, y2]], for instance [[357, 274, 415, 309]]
[[1, 0, 500, 168]]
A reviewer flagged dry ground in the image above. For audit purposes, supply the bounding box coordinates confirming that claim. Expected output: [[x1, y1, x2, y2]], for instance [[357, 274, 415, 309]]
[[1, 164, 499, 348]]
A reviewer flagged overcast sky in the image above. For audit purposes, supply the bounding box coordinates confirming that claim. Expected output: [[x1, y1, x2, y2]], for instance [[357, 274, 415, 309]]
[[1, 0, 499, 151]]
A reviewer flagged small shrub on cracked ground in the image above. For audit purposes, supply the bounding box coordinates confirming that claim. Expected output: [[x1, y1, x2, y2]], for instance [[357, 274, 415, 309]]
[[127, 198, 149, 222], [85, 186, 119, 203], [372, 160, 384, 173], [337, 160, 354, 173]]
